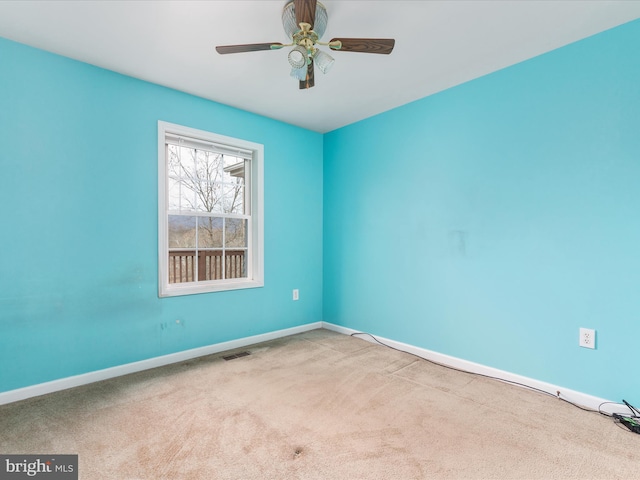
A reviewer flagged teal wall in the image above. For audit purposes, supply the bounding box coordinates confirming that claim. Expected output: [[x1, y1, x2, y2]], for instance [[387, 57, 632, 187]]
[[2, 19, 639, 403], [0, 38, 323, 392], [324, 20, 640, 401]]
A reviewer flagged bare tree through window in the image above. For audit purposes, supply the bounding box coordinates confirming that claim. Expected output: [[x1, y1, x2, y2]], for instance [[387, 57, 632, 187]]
[[167, 143, 248, 283]]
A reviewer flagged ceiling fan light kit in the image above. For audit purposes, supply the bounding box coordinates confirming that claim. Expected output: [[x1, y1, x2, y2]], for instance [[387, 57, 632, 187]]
[[288, 45, 309, 69], [312, 48, 334, 74], [215, 0, 395, 90], [290, 65, 309, 81]]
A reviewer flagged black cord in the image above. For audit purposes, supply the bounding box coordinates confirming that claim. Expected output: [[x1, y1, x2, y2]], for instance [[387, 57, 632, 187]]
[[623, 399, 640, 417], [351, 330, 640, 427], [597, 401, 640, 421], [599, 402, 623, 417], [350, 331, 606, 415]]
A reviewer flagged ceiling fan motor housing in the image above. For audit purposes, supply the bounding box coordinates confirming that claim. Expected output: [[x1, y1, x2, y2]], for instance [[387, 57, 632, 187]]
[[282, 1, 328, 41]]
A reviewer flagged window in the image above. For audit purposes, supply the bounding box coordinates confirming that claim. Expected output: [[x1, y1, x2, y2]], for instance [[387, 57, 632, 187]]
[[158, 121, 263, 297]]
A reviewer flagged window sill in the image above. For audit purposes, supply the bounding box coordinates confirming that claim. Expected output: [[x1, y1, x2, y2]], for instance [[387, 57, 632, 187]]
[[159, 279, 264, 298]]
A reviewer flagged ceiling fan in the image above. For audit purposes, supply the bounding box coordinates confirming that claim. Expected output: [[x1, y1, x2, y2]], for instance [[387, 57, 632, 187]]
[[215, 0, 395, 89]]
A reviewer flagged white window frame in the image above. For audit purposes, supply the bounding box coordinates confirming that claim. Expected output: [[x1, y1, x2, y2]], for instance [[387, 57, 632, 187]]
[[158, 121, 264, 297]]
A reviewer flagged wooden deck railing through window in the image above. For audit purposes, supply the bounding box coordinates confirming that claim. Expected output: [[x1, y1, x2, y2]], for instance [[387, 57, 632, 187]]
[[168, 250, 246, 283]]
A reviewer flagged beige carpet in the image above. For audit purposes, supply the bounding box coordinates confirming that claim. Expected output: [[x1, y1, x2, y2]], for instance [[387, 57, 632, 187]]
[[1, 328, 638, 479]]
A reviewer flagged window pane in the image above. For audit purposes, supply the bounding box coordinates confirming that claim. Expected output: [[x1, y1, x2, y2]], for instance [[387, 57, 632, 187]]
[[199, 182, 224, 213], [223, 184, 244, 214], [226, 218, 247, 248], [168, 178, 181, 211], [168, 215, 196, 248], [198, 217, 223, 248], [168, 181, 198, 213], [222, 157, 245, 184], [167, 144, 180, 170], [225, 249, 247, 279]]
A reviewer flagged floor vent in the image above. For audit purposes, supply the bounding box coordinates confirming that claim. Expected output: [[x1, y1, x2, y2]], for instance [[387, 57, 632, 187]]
[[222, 351, 251, 361]]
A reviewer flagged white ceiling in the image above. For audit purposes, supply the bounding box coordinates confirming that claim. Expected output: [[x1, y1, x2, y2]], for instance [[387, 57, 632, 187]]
[[1, 1, 639, 133]]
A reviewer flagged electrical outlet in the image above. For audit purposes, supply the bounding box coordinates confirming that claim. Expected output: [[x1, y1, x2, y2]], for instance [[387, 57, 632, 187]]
[[579, 328, 596, 349], [292, 289, 299, 301]]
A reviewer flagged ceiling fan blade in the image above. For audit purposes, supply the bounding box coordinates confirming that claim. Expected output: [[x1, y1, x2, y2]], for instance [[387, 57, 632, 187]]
[[294, 0, 316, 30], [329, 38, 395, 55], [216, 43, 283, 54], [299, 62, 315, 89]]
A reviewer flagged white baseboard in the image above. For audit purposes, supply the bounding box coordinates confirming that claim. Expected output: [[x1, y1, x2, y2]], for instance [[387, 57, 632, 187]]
[[2, 320, 628, 416], [0, 322, 323, 406], [322, 321, 627, 415]]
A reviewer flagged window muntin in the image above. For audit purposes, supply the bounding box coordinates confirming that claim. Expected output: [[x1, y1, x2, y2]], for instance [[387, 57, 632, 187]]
[[158, 122, 263, 296]]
